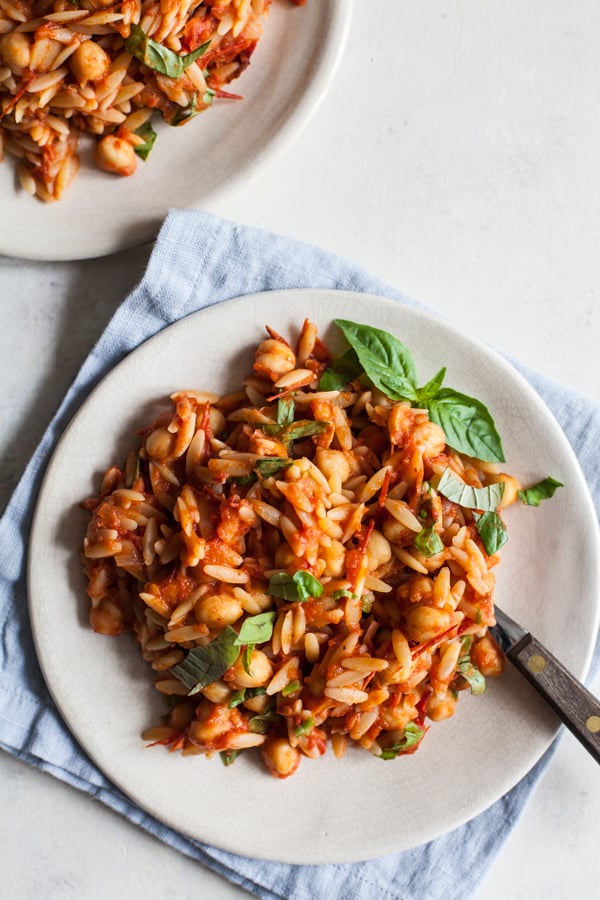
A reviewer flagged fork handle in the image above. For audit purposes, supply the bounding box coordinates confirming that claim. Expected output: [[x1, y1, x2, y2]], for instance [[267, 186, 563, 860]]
[[508, 633, 600, 764]]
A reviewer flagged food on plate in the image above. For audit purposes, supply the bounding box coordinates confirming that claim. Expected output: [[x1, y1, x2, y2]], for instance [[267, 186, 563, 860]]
[[81, 318, 562, 777], [0, 0, 302, 202]]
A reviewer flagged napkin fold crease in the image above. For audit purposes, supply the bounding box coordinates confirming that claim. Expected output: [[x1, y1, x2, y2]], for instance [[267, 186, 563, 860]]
[[1, 209, 598, 900]]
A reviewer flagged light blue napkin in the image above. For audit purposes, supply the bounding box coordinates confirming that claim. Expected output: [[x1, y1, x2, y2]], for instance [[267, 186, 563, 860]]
[[1, 209, 599, 900]]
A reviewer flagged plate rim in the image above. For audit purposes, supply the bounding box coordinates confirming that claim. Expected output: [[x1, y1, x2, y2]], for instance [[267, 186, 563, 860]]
[[27, 288, 600, 862]]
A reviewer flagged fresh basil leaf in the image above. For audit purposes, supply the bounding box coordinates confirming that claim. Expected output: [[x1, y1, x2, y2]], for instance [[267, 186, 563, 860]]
[[436, 467, 505, 511], [473, 510, 508, 555], [294, 716, 315, 737], [133, 121, 157, 160], [267, 570, 324, 603], [281, 679, 301, 696], [254, 457, 292, 478], [248, 710, 280, 734], [125, 25, 210, 78], [423, 388, 505, 463], [416, 367, 446, 401], [379, 722, 424, 759], [228, 689, 247, 708], [518, 476, 563, 507], [277, 398, 295, 426], [318, 347, 363, 391], [234, 611, 276, 645], [241, 643, 254, 676], [457, 655, 486, 695], [279, 420, 329, 443], [220, 749, 240, 766], [171, 627, 239, 695], [170, 93, 200, 126], [333, 319, 419, 401], [332, 588, 358, 602], [414, 524, 444, 557]]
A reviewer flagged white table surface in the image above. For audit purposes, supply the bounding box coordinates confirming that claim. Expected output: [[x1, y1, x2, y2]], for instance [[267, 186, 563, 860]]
[[1, 1, 599, 897]]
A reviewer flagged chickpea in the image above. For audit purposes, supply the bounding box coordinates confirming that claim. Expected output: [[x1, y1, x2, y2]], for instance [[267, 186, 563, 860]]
[[70, 40, 110, 84], [320, 538, 346, 577], [0, 32, 31, 69], [201, 680, 232, 704], [427, 692, 457, 722], [274, 543, 303, 570], [94, 134, 137, 177], [261, 737, 301, 779], [471, 632, 505, 677], [404, 605, 452, 643], [195, 593, 243, 630], [315, 448, 351, 492], [488, 473, 521, 509], [188, 702, 239, 746], [229, 649, 273, 689], [253, 338, 296, 381], [366, 529, 392, 571]]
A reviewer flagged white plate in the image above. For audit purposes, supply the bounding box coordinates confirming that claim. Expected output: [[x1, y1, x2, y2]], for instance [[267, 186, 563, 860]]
[[28, 289, 600, 863], [0, 2, 351, 262]]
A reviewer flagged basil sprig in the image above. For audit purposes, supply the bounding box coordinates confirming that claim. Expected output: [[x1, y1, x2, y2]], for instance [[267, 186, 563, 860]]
[[171, 613, 276, 694], [125, 25, 210, 78], [414, 523, 444, 557], [436, 467, 505, 511], [379, 722, 424, 759], [268, 570, 324, 603], [518, 476, 563, 507], [327, 320, 505, 463]]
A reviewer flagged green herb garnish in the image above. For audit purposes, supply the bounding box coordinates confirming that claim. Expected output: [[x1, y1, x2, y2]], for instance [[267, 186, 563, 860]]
[[436, 467, 505, 511], [379, 722, 424, 759], [318, 347, 363, 391], [235, 611, 276, 645], [171, 626, 239, 695], [125, 25, 210, 78], [456, 638, 485, 695], [267, 570, 324, 603], [414, 523, 444, 557], [518, 476, 563, 507], [331, 320, 505, 462], [281, 679, 301, 696], [248, 710, 280, 734], [473, 510, 508, 555], [133, 121, 157, 160], [294, 716, 315, 737], [220, 749, 240, 766]]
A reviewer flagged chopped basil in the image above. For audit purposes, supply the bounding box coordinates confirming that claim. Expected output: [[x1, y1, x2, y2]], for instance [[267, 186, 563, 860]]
[[241, 643, 254, 676], [294, 716, 315, 737], [227, 689, 247, 708], [268, 570, 324, 603], [281, 679, 301, 696], [171, 626, 239, 695], [125, 25, 210, 78], [518, 476, 563, 507], [220, 749, 240, 766], [318, 347, 363, 391], [133, 121, 157, 161], [248, 710, 280, 734], [277, 398, 295, 426], [281, 420, 329, 442], [456, 639, 485, 695], [436, 467, 505, 511], [253, 457, 292, 478], [473, 510, 508, 555], [379, 722, 424, 759], [332, 588, 358, 602], [330, 320, 505, 463], [414, 523, 444, 557], [234, 611, 276, 645]]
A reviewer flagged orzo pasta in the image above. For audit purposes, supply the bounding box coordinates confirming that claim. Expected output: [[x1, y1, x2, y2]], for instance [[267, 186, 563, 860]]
[[0, 0, 302, 201], [81, 317, 554, 778]]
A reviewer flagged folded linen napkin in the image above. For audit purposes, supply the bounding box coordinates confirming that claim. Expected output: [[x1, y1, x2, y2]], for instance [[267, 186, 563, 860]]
[[1, 209, 599, 900]]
